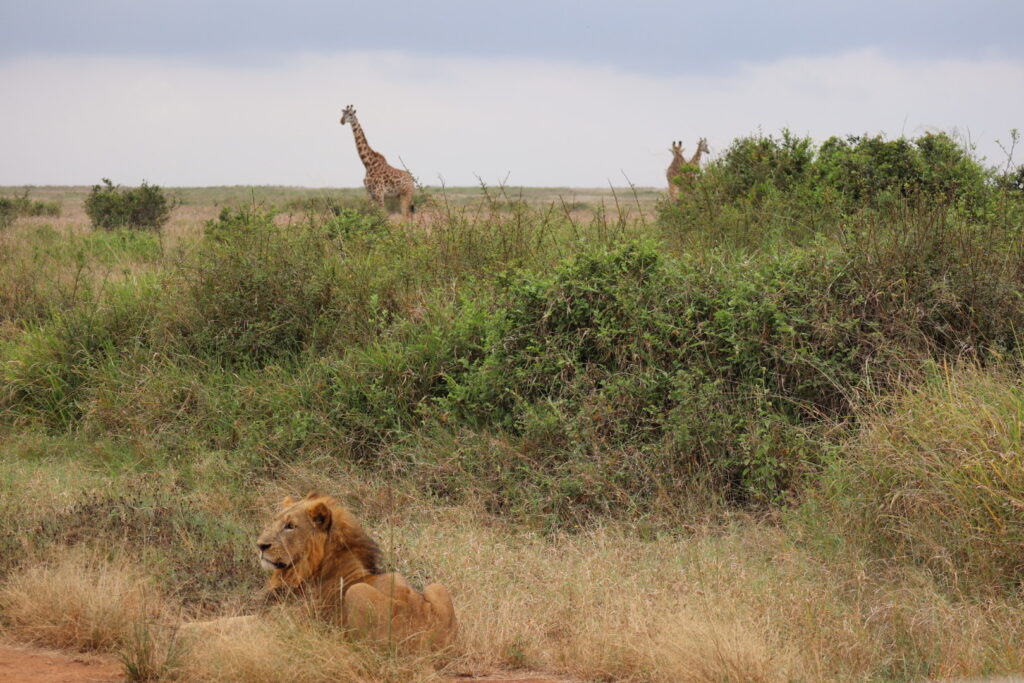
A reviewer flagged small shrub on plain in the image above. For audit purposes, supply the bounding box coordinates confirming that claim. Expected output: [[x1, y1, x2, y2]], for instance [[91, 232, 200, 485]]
[[85, 178, 171, 231]]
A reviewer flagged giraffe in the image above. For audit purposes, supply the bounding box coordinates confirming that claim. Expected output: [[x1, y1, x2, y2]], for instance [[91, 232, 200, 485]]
[[689, 137, 710, 169], [667, 138, 710, 198], [666, 140, 686, 200], [339, 105, 416, 218]]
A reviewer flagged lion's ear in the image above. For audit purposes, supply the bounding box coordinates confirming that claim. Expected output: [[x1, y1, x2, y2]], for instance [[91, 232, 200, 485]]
[[281, 496, 296, 508], [307, 501, 332, 532]]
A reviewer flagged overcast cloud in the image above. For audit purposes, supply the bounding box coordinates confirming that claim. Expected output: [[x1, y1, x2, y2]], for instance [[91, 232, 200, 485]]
[[1, 2, 1021, 187]]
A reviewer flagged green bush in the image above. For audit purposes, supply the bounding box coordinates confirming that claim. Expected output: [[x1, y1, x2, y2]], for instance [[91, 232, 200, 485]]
[[817, 132, 988, 210], [1, 275, 162, 428], [430, 244, 829, 502], [430, 221, 1024, 506], [84, 179, 171, 231], [657, 130, 998, 252], [0, 199, 15, 230], [714, 129, 816, 201], [178, 207, 342, 365], [0, 189, 60, 229]]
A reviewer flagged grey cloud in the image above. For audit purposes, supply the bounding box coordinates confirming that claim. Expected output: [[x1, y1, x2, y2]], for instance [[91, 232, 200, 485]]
[[2, 1, 1021, 75]]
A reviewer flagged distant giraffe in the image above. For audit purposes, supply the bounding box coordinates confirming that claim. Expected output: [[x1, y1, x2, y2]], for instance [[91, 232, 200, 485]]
[[666, 140, 686, 200], [667, 137, 710, 198], [339, 105, 415, 218], [689, 137, 710, 169]]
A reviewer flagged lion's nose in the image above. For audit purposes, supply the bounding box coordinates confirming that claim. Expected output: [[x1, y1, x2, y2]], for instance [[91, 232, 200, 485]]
[[257, 542, 271, 551]]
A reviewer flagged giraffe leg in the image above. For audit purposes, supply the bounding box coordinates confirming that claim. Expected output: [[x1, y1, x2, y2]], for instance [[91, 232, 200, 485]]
[[399, 188, 414, 219], [366, 186, 387, 213]]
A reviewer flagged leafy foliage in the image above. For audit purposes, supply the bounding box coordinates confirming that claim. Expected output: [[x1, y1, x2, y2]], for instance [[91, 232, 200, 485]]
[[3, 128, 1024, 527], [0, 189, 60, 229], [85, 179, 171, 231], [178, 207, 341, 365]]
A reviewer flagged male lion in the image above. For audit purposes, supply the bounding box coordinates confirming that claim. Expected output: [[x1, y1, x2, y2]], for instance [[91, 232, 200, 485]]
[[256, 492, 457, 650]]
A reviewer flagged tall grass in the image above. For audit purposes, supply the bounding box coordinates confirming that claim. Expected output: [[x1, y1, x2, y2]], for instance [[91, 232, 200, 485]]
[[819, 363, 1024, 595], [0, 554, 161, 653], [2, 475, 1022, 681]]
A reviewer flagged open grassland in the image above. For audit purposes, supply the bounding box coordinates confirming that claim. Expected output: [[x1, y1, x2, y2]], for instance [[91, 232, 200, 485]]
[[2, 131, 1024, 681]]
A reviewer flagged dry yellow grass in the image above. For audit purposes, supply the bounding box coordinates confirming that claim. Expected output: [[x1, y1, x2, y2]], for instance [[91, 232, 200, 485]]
[[187, 484, 1024, 681], [1, 483, 1023, 681], [179, 610, 449, 683], [0, 552, 161, 653], [822, 364, 1024, 595]]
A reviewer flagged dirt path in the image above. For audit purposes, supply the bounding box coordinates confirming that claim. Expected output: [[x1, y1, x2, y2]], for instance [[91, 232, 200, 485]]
[[0, 641, 574, 683], [0, 642, 124, 682]]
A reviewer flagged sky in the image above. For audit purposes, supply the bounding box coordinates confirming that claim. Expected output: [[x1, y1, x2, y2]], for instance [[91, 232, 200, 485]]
[[1, 1, 1022, 188]]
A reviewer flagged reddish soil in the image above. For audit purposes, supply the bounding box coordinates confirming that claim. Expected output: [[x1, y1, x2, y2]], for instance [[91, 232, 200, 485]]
[[0, 642, 124, 683], [0, 641, 574, 683]]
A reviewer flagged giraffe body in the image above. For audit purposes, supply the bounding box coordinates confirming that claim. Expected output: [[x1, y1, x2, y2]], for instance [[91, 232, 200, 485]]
[[666, 141, 686, 200], [340, 105, 416, 218]]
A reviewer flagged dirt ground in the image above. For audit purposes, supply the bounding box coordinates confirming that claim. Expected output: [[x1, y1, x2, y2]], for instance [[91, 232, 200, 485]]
[[0, 640, 574, 683], [0, 642, 124, 682]]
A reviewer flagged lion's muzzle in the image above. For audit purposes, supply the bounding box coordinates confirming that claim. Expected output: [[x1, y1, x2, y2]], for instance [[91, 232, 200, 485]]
[[258, 544, 292, 571]]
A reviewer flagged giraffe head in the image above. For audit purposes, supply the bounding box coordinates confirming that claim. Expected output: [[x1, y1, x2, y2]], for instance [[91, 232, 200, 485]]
[[340, 105, 357, 126], [670, 141, 685, 158], [696, 138, 710, 155]]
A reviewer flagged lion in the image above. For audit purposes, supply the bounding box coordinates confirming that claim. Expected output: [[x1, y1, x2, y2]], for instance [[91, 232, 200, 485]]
[[255, 491, 457, 650]]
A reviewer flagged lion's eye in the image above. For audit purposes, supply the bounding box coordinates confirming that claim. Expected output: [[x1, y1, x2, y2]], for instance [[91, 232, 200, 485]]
[[284, 522, 295, 530]]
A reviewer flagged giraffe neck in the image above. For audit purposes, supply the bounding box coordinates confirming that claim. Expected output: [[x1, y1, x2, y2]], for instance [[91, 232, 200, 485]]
[[669, 151, 685, 172], [347, 115, 383, 170], [689, 146, 704, 166]]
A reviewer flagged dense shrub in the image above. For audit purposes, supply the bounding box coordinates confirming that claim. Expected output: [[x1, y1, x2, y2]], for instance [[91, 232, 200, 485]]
[[663, 131, 991, 224], [178, 207, 342, 365], [713, 129, 816, 200], [427, 216, 1024, 507], [817, 132, 987, 210], [0, 276, 162, 428], [84, 179, 171, 231], [0, 199, 14, 230]]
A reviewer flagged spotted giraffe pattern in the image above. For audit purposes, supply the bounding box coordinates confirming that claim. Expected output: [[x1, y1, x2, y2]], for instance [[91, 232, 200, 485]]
[[340, 105, 416, 218]]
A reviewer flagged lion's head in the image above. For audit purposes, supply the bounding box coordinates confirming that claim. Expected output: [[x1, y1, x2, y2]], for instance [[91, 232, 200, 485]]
[[256, 492, 382, 594]]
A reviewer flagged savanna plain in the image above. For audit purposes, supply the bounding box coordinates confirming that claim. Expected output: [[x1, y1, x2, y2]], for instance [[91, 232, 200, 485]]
[[2, 131, 1024, 681]]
